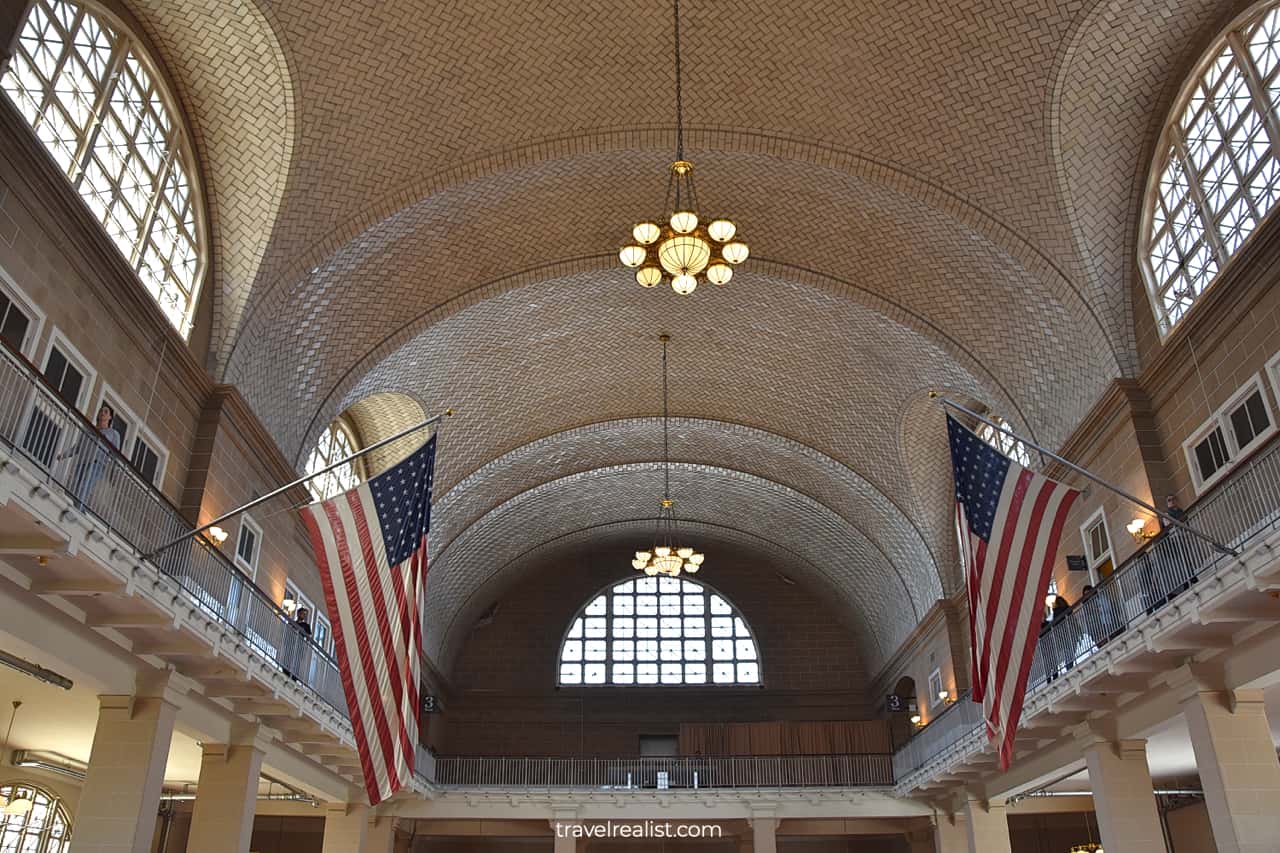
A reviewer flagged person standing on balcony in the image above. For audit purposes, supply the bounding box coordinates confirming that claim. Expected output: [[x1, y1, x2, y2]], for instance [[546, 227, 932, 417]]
[[1160, 493, 1199, 597], [284, 606, 313, 682], [57, 403, 121, 512]]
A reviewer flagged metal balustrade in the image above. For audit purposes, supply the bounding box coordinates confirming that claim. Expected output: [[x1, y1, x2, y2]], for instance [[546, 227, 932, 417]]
[[0, 342, 348, 716], [894, 436, 1280, 781], [433, 754, 894, 789]]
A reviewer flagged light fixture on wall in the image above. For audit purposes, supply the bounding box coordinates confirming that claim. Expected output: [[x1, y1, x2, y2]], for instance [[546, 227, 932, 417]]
[[2, 701, 33, 817], [616, 0, 748, 294], [1126, 517, 1155, 545], [938, 689, 955, 705], [281, 596, 298, 615], [206, 525, 228, 545], [631, 335, 705, 577]]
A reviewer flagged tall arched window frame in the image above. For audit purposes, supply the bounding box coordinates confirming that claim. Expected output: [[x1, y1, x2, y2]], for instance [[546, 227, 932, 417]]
[[977, 415, 1032, 467], [1141, 1, 1280, 336], [305, 421, 362, 502], [1, 0, 207, 337], [557, 575, 762, 686], [0, 782, 72, 852]]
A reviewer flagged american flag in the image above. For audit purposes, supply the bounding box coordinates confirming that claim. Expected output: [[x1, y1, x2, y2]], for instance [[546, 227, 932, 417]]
[[947, 415, 1079, 769], [300, 436, 436, 805]]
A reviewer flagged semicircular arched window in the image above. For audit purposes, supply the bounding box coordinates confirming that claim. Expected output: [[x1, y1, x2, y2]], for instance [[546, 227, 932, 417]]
[[305, 421, 362, 501], [557, 576, 761, 686], [977, 415, 1032, 467], [1, 0, 207, 337], [1141, 1, 1280, 336], [0, 782, 73, 852]]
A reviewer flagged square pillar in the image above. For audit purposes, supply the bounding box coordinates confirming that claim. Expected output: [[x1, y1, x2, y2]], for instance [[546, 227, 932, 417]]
[[1184, 689, 1280, 853], [70, 694, 177, 853], [934, 812, 968, 853], [186, 725, 266, 853], [366, 816, 399, 852], [963, 797, 1011, 853], [906, 828, 934, 853], [1084, 738, 1168, 853], [751, 816, 778, 853], [322, 803, 370, 853]]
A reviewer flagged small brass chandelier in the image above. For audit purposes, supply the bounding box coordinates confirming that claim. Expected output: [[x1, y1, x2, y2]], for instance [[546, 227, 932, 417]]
[[617, 0, 748, 294], [632, 335, 705, 576]]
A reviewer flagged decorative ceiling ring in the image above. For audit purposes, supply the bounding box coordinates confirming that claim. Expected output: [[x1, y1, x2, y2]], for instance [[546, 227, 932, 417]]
[[427, 416, 940, 596], [222, 125, 1118, 376], [288, 258, 1039, 470], [431, 517, 889, 674]]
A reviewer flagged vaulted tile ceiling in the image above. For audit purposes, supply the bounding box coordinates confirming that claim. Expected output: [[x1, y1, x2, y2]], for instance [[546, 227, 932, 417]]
[[130, 0, 1235, 673]]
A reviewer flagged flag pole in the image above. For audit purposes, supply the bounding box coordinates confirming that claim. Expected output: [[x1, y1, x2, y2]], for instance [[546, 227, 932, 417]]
[[144, 408, 453, 559], [930, 393, 1237, 556]]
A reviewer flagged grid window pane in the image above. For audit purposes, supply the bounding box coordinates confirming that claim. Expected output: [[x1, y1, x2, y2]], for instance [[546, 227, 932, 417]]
[[1, 0, 206, 336], [305, 423, 362, 501], [1143, 4, 1280, 335], [0, 784, 71, 853], [557, 576, 760, 685]]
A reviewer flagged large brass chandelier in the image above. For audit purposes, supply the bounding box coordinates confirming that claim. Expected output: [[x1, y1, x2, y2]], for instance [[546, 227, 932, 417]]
[[632, 335, 705, 576], [617, 0, 748, 295]]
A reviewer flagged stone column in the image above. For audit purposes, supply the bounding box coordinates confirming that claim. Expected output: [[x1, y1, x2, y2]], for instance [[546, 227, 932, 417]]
[[186, 724, 267, 853], [322, 803, 370, 853], [906, 827, 935, 853], [1083, 738, 1168, 853], [553, 824, 577, 853], [963, 797, 1012, 853], [1183, 689, 1280, 853], [934, 812, 968, 853], [751, 817, 778, 853], [367, 816, 399, 852], [69, 694, 177, 853]]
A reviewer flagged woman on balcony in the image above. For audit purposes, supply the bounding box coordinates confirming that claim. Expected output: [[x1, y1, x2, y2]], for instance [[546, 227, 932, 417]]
[[57, 404, 121, 513]]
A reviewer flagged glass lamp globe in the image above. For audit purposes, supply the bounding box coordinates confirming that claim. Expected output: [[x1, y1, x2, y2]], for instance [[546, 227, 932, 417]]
[[636, 265, 662, 287], [706, 262, 732, 285], [689, 553, 705, 566], [671, 274, 698, 295], [721, 241, 750, 264], [707, 219, 736, 242], [645, 565, 659, 576], [619, 245, 647, 268], [4, 798, 32, 816], [655, 546, 672, 558], [636, 551, 652, 562], [670, 211, 698, 233], [684, 562, 699, 574], [676, 546, 694, 559], [633, 221, 661, 245], [632, 559, 648, 570], [658, 234, 712, 276]]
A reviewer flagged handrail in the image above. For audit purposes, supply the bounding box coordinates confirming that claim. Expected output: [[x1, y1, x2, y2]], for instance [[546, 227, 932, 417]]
[[0, 340, 349, 717], [432, 753, 895, 788], [894, 434, 1280, 781]]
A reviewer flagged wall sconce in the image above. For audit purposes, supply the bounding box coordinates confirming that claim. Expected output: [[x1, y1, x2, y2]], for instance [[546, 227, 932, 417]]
[[938, 689, 955, 705], [281, 597, 297, 615], [207, 526, 228, 545], [1126, 517, 1155, 545], [909, 713, 922, 726]]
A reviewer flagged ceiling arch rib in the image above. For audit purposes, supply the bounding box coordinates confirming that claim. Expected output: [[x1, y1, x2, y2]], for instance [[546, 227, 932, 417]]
[[437, 521, 870, 675], [223, 149, 1120, 463], [425, 463, 917, 675], [428, 416, 945, 603]]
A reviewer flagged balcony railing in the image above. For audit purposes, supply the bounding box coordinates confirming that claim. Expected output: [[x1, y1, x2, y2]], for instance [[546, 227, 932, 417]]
[[0, 341, 347, 717], [433, 754, 894, 788], [894, 435, 1280, 781]]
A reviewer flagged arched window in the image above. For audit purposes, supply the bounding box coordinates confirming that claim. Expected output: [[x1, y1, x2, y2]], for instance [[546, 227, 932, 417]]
[[1141, 1, 1280, 336], [0, 782, 72, 852], [305, 421, 361, 501], [977, 416, 1032, 467], [557, 576, 761, 686], [1, 0, 206, 336]]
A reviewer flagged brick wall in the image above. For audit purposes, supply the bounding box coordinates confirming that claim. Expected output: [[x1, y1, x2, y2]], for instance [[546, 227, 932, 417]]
[[437, 543, 874, 757]]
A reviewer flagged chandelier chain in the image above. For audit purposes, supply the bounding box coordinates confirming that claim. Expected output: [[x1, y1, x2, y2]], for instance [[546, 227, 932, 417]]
[[662, 335, 671, 499], [673, 0, 684, 162]]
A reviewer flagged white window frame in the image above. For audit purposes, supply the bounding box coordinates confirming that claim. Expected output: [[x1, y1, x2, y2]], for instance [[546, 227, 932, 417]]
[[1269, 351, 1280, 403], [927, 667, 945, 708], [0, 262, 47, 358], [234, 514, 263, 579], [40, 327, 97, 414], [1183, 373, 1278, 494], [1080, 507, 1114, 586]]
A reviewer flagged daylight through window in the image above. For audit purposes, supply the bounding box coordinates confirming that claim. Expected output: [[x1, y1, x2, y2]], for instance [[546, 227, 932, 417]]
[[305, 422, 361, 501], [558, 576, 761, 686], [1, 0, 206, 336]]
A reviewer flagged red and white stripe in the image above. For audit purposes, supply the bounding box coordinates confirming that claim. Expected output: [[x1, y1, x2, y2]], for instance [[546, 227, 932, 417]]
[[302, 486, 425, 805], [960, 467, 1078, 769]]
